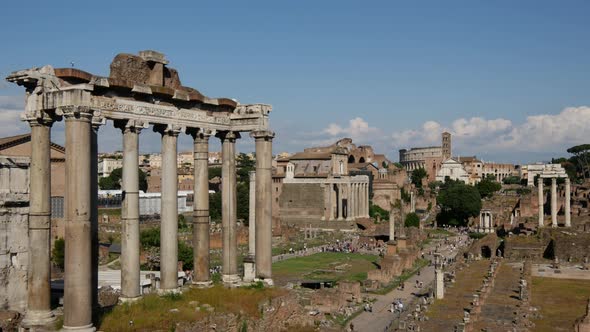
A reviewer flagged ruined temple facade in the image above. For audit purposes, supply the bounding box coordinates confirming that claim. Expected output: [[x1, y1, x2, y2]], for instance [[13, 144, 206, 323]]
[[7, 50, 275, 331]]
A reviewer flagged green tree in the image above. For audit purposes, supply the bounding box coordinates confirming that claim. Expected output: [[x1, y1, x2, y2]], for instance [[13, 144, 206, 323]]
[[405, 212, 420, 228], [400, 188, 411, 203], [52, 238, 65, 270], [209, 191, 222, 221], [437, 180, 482, 226], [369, 203, 389, 222], [476, 174, 501, 198], [98, 167, 147, 192], [567, 144, 590, 180], [178, 241, 193, 270], [140, 227, 160, 248], [411, 168, 427, 188], [502, 176, 521, 185]]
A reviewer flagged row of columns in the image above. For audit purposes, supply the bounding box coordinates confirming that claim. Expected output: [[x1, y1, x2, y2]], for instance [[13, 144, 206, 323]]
[[537, 177, 571, 228], [325, 182, 369, 221], [405, 161, 424, 172], [21, 105, 275, 331], [478, 211, 493, 233]]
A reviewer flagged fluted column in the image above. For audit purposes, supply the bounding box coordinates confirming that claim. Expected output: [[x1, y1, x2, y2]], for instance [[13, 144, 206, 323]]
[[251, 130, 274, 281], [337, 184, 343, 220], [62, 106, 95, 331], [189, 129, 212, 285], [154, 124, 181, 293], [565, 177, 571, 227], [364, 183, 370, 217], [218, 131, 240, 283], [117, 120, 144, 300], [21, 115, 56, 328], [538, 177, 544, 227], [551, 177, 557, 227]]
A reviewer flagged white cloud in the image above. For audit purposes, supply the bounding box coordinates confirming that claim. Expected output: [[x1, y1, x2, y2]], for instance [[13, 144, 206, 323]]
[[323, 117, 379, 138], [0, 96, 28, 137], [390, 106, 590, 160]]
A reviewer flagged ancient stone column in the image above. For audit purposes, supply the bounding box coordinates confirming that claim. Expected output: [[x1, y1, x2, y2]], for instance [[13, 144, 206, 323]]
[[337, 184, 343, 220], [62, 106, 95, 331], [538, 177, 544, 227], [218, 131, 240, 283], [21, 116, 56, 328], [346, 183, 353, 221], [91, 117, 101, 312], [565, 177, 571, 227], [155, 124, 181, 293], [248, 171, 256, 258], [551, 177, 557, 227], [118, 120, 143, 300], [434, 253, 444, 299], [353, 183, 358, 218], [251, 130, 274, 282], [331, 184, 336, 220], [190, 129, 212, 286], [410, 191, 415, 213], [243, 170, 256, 282], [364, 183, 370, 217], [389, 210, 395, 242]]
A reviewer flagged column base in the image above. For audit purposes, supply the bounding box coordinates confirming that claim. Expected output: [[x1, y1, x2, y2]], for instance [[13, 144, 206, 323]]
[[222, 274, 241, 284], [157, 288, 181, 296], [254, 278, 274, 287], [20, 310, 56, 329], [119, 296, 142, 304], [61, 323, 96, 332], [243, 262, 256, 282], [192, 280, 213, 288]]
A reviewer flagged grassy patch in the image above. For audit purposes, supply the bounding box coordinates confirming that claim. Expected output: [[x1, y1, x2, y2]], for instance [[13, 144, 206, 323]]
[[99, 286, 286, 331], [531, 277, 590, 332], [272, 252, 379, 284]]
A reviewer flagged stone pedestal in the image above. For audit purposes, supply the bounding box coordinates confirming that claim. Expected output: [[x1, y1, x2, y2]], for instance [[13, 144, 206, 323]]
[[243, 256, 256, 282], [435, 269, 444, 299], [386, 242, 398, 256]]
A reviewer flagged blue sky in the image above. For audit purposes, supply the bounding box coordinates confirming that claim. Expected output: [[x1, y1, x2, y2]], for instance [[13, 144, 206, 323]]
[[1, 1, 589, 163]]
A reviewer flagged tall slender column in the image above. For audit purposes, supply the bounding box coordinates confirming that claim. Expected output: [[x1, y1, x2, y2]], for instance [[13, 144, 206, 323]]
[[538, 177, 544, 227], [346, 183, 353, 220], [189, 129, 212, 285], [218, 131, 240, 283], [117, 120, 144, 300], [352, 183, 358, 218], [565, 177, 571, 227], [364, 183, 370, 217], [21, 116, 56, 328], [62, 106, 95, 331], [337, 184, 344, 220], [248, 171, 256, 258], [551, 177, 557, 227], [251, 130, 274, 282], [155, 124, 181, 293], [329, 183, 335, 221]]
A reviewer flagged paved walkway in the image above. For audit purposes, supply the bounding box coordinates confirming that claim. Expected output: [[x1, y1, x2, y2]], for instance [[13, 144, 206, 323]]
[[350, 234, 468, 332]]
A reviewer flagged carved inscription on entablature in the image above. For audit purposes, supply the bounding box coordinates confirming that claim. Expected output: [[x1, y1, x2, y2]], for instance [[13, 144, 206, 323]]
[[90, 96, 230, 125]]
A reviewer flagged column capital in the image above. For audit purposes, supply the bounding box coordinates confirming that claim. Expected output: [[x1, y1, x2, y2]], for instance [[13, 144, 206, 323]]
[[216, 130, 241, 142], [565, 177, 571, 184], [187, 128, 214, 141], [114, 119, 148, 134], [153, 123, 183, 137], [23, 110, 56, 127], [250, 130, 275, 140], [56, 105, 93, 120]]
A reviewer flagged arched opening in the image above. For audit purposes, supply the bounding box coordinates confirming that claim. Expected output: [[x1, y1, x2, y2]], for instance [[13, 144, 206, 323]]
[[348, 155, 355, 163], [359, 157, 366, 163], [481, 246, 492, 258]]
